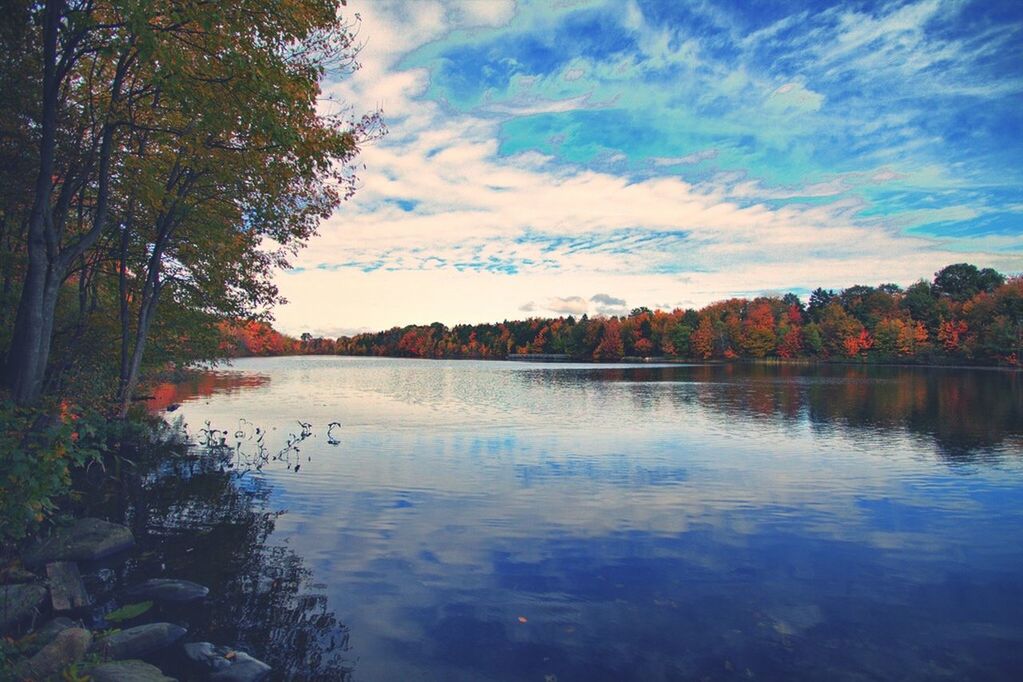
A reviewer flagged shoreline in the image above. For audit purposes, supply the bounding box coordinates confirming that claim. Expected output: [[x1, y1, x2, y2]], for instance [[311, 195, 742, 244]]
[[217, 353, 1023, 373]]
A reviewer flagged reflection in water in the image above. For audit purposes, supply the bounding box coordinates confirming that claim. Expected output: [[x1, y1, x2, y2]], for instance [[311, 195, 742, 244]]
[[150, 358, 1023, 681], [83, 448, 353, 680], [148, 371, 270, 411], [516, 363, 1023, 461]]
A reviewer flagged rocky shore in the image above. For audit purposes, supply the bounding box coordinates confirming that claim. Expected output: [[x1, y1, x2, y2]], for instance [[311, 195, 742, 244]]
[[2, 517, 271, 681]]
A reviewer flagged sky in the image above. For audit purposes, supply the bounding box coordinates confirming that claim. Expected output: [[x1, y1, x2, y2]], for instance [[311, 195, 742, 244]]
[[273, 0, 1023, 337]]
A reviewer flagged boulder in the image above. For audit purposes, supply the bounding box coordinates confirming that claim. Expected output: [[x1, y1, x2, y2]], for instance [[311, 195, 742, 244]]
[[23, 518, 134, 566], [184, 642, 272, 681], [126, 578, 210, 602], [184, 641, 233, 671], [0, 583, 47, 632], [19, 616, 75, 656], [13, 626, 92, 679], [95, 622, 187, 659], [210, 651, 272, 682], [90, 659, 177, 682], [47, 561, 91, 610]]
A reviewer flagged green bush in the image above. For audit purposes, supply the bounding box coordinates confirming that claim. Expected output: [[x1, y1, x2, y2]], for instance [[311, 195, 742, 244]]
[[0, 400, 102, 545]]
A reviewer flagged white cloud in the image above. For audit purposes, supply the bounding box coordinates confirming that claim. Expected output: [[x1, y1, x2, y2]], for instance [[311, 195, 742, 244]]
[[590, 293, 626, 306], [651, 149, 718, 166], [765, 81, 824, 113], [266, 0, 1023, 334], [483, 93, 601, 116], [564, 67, 585, 81], [547, 296, 589, 315]]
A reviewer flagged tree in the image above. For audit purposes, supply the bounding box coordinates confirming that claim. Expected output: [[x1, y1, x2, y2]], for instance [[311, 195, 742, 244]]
[[902, 280, 939, 331], [593, 318, 624, 360], [938, 319, 970, 354], [933, 263, 1005, 302], [741, 300, 776, 358], [2, 0, 377, 406], [819, 302, 866, 358], [691, 316, 714, 359], [3, 0, 142, 403], [777, 325, 803, 358], [807, 288, 835, 322]]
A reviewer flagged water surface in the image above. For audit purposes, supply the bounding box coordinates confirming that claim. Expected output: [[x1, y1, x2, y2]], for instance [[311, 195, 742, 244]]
[[157, 357, 1023, 681]]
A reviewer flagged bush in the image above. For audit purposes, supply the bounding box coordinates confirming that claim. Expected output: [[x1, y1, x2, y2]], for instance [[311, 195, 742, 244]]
[[0, 400, 102, 545]]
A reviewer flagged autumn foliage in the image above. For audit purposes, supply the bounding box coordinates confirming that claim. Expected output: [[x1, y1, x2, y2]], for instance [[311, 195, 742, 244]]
[[272, 265, 1021, 366]]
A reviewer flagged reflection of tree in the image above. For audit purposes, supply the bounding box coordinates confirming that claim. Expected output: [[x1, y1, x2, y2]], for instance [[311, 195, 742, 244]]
[[525, 364, 1022, 463], [82, 448, 353, 681], [147, 371, 271, 410]]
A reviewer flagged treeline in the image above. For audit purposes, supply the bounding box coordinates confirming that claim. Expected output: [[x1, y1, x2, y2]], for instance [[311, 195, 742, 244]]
[[292, 264, 1021, 365]]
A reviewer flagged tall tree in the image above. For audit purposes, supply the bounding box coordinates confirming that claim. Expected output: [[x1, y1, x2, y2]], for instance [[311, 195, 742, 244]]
[[933, 263, 1005, 302], [3, 0, 377, 405]]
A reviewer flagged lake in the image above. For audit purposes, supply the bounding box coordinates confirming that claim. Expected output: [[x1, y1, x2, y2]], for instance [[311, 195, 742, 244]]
[[150, 357, 1023, 681]]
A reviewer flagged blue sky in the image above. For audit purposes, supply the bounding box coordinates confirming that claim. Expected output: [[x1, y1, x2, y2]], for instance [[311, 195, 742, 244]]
[[275, 0, 1023, 336]]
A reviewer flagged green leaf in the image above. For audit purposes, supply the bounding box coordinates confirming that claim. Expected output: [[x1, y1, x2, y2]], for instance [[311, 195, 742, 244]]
[[105, 600, 154, 623]]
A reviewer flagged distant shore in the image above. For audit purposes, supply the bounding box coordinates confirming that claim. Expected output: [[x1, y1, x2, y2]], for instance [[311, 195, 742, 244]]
[[213, 353, 1023, 373]]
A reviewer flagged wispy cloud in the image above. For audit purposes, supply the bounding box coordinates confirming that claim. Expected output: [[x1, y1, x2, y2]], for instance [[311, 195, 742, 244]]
[[267, 0, 1023, 334]]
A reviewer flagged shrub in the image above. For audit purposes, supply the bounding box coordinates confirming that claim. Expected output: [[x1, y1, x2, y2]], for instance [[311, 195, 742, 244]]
[[0, 400, 102, 544]]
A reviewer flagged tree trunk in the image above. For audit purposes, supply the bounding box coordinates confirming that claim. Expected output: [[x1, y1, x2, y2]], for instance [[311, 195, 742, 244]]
[[117, 223, 172, 417], [4, 0, 60, 404], [117, 279, 161, 418]]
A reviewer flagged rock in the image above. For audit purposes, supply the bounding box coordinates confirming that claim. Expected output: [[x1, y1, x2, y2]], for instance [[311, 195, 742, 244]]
[[95, 621, 187, 659], [0, 565, 39, 583], [19, 616, 75, 656], [210, 651, 272, 682], [126, 578, 210, 602], [23, 518, 134, 566], [184, 642, 272, 681], [13, 626, 92, 679], [0, 583, 47, 632], [47, 561, 91, 610], [89, 659, 178, 682], [184, 641, 233, 671]]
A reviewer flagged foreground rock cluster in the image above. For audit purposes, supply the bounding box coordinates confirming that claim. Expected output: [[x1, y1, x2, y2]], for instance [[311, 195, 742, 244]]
[[1, 518, 272, 681]]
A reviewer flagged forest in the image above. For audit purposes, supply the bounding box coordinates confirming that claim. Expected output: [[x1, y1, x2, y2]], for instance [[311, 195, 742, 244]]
[[0, 0, 378, 413], [0, 0, 376, 544], [227, 263, 1021, 366]]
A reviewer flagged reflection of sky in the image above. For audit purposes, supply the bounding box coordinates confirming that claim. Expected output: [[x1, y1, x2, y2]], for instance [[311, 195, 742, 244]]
[[168, 357, 1023, 680]]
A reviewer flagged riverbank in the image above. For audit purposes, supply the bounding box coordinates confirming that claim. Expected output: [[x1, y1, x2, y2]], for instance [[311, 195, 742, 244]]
[[226, 351, 1023, 372], [1, 419, 351, 681]]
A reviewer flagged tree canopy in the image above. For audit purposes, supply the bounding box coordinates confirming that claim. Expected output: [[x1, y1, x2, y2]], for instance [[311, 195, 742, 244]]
[[270, 264, 1020, 367], [0, 0, 380, 409]]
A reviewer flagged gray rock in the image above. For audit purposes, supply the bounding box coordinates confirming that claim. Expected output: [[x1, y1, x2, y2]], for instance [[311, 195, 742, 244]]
[[13, 626, 92, 679], [90, 659, 177, 682], [184, 642, 272, 681], [184, 641, 233, 671], [210, 651, 272, 682], [47, 560, 91, 610], [95, 621, 187, 659], [24, 518, 134, 565], [0, 583, 47, 632], [127, 578, 210, 602], [20, 616, 75, 655]]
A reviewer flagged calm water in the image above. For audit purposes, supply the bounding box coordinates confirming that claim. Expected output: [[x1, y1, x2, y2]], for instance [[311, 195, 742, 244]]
[[153, 357, 1023, 681]]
